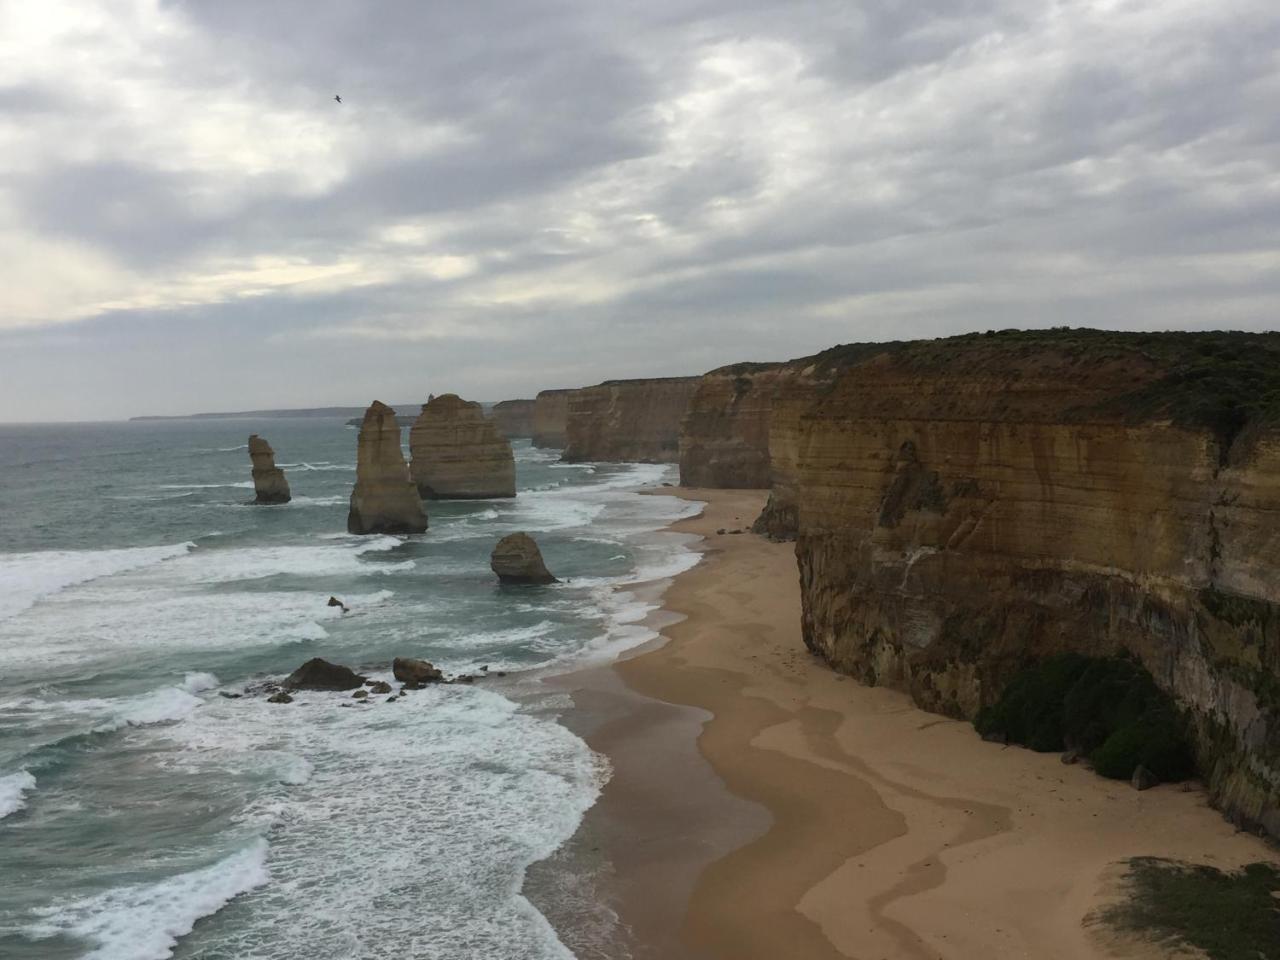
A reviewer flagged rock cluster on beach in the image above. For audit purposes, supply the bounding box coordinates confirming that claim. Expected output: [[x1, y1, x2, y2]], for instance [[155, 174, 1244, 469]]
[[247, 434, 291, 504], [347, 401, 428, 535], [409, 394, 516, 500], [490, 532, 557, 584]]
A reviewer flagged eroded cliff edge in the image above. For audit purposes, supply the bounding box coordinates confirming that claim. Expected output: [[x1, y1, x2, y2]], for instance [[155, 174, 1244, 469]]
[[532, 389, 572, 448], [777, 330, 1280, 838], [563, 377, 700, 464]]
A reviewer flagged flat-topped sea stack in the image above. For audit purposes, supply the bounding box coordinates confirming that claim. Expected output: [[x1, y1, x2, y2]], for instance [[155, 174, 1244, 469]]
[[408, 394, 516, 500], [247, 434, 291, 504], [562, 377, 700, 463], [347, 401, 428, 535], [780, 329, 1280, 838], [532, 389, 572, 448], [490, 532, 557, 584], [491, 399, 536, 439]]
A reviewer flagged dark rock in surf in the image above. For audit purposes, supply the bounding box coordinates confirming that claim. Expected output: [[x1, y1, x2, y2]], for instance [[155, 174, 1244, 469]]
[[490, 532, 558, 585], [393, 657, 443, 686], [284, 658, 367, 691]]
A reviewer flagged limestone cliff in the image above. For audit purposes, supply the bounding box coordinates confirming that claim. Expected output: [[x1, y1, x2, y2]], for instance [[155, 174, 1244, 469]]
[[532, 389, 572, 448], [348, 401, 428, 534], [408, 394, 516, 499], [785, 330, 1280, 838], [679, 363, 785, 488], [492, 399, 536, 439], [247, 434, 291, 504], [563, 377, 700, 464]]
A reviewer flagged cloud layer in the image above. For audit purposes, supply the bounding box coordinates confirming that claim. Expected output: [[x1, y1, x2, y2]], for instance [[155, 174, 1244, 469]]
[[1, 0, 1277, 419]]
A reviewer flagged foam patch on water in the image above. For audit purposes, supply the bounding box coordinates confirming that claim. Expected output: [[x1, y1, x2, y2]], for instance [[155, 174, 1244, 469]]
[[0, 543, 195, 623], [181, 672, 220, 694], [0, 769, 37, 820], [155, 481, 255, 490], [136, 685, 606, 958], [26, 838, 270, 960], [285, 495, 346, 506]]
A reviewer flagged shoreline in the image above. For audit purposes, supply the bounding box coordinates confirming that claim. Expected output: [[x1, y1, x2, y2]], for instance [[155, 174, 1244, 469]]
[[541, 486, 1280, 960]]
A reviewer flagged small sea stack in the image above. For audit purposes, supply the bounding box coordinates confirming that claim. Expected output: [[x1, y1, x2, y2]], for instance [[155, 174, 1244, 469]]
[[247, 434, 291, 504], [490, 532, 557, 584], [347, 401, 429, 535], [409, 393, 516, 500]]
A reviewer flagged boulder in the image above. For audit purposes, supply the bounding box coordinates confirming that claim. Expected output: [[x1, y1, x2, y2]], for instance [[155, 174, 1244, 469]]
[[284, 657, 367, 691], [267, 691, 294, 704], [327, 596, 349, 613], [1132, 765, 1160, 791], [347, 401, 429, 535], [352, 689, 369, 699], [248, 435, 291, 504], [490, 532, 558, 584], [409, 394, 516, 499], [393, 657, 443, 686], [367, 680, 393, 694]]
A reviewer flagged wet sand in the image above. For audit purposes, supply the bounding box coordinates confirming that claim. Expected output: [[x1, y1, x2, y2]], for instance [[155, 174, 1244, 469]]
[[543, 487, 1278, 959]]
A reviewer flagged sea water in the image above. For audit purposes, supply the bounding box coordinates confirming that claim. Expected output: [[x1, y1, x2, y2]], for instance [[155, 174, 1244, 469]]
[[0, 419, 701, 959]]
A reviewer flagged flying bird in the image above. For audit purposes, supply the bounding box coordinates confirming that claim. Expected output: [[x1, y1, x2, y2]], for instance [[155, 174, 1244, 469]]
[[334, 94, 342, 103]]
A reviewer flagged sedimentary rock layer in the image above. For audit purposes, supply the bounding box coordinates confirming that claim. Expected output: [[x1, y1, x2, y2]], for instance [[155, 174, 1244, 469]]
[[247, 434, 291, 504], [563, 377, 700, 463], [532, 389, 572, 448], [678, 363, 785, 488], [783, 330, 1280, 838], [409, 394, 516, 499], [347, 401, 428, 534], [491, 399, 536, 439]]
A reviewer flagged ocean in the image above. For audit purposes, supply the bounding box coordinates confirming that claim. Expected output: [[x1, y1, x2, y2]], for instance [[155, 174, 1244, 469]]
[[0, 418, 701, 959]]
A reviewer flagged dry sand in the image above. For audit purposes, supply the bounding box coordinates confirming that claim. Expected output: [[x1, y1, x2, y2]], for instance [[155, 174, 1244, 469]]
[[579, 487, 1279, 960]]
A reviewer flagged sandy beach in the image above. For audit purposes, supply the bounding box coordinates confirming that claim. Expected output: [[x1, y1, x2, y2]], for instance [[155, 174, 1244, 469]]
[[553, 487, 1280, 960]]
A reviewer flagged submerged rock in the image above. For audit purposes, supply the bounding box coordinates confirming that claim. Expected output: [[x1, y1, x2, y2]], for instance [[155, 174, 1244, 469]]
[[490, 532, 558, 584], [267, 691, 294, 704], [409, 394, 516, 500], [327, 595, 349, 613], [248, 435, 291, 504], [367, 680, 393, 695], [347, 401, 429, 535], [393, 657, 443, 686], [284, 657, 367, 691]]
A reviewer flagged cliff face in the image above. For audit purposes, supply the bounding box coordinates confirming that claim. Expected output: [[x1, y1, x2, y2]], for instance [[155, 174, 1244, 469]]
[[532, 389, 572, 448], [679, 364, 784, 488], [247, 434, 291, 504], [563, 377, 700, 464], [491, 399, 535, 439], [786, 332, 1280, 838], [348, 401, 428, 534], [408, 394, 516, 499]]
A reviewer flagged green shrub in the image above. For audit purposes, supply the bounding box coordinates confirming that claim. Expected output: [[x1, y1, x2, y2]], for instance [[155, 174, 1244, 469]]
[[978, 654, 1194, 782]]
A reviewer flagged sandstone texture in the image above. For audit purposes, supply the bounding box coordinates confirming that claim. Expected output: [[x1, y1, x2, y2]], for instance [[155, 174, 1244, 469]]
[[491, 399, 536, 439], [679, 363, 785, 488], [563, 377, 700, 463], [247, 434, 291, 504], [491, 532, 557, 584], [347, 401, 429, 535], [532, 389, 572, 448], [781, 330, 1280, 839], [409, 394, 516, 500]]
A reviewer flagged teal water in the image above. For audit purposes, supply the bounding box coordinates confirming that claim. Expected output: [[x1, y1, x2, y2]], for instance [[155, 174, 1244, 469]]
[[0, 419, 700, 959]]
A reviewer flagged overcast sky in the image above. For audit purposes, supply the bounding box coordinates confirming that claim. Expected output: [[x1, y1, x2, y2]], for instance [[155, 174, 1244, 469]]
[[1, 0, 1277, 420]]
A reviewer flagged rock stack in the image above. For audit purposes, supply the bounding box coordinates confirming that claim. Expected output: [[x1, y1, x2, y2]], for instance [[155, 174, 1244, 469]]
[[532, 389, 572, 448], [490, 532, 557, 584], [248, 434, 291, 504], [409, 394, 516, 499], [491, 399, 536, 439], [347, 401, 429, 535]]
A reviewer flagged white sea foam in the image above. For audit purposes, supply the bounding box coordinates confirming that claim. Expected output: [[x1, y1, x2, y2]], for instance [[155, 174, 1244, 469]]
[[155, 481, 255, 490], [275, 462, 353, 472], [0, 542, 195, 623], [26, 839, 270, 960], [181, 672, 220, 694], [285, 495, 346, 506], [0, 769, 37, 820], [146, 686, 604, 959]]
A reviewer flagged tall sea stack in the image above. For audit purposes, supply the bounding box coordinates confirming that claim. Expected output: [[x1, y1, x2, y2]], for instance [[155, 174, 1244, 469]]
[[347, 401, 428, 535], [409, 394, 516, 499], [248, 435, 291, 504], [532, 389, 572, 448]]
